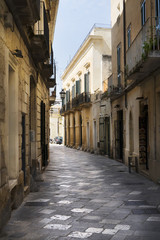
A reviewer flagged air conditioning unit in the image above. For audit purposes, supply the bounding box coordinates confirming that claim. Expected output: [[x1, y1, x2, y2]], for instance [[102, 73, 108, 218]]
[[4, 12, 13, 30]]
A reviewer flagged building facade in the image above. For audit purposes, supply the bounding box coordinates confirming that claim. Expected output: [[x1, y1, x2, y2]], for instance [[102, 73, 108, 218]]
[[50, 99, 64, 142], [61, 25, 111, 154], [110, 0, 160, 183], [0, 0, 58, 228]]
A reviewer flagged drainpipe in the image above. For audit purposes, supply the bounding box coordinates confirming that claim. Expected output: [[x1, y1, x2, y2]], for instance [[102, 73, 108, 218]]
[[123, 0, 127, 108]]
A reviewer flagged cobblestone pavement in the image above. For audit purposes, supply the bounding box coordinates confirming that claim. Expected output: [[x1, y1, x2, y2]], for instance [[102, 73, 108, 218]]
[[1, 145, 160, 240]]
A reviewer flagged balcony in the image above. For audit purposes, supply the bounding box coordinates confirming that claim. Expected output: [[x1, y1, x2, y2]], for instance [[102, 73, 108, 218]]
[[72, 92, 91, 109], [66, 102, 71, 111], [5, 0, 40, 25], [108, 74, 124, 101], [30, 1, 49, 62], [126, 17, 160, 83], [47, 77, 56, 88], [42, 45, 54, 78], [49, 88, 56, 105]]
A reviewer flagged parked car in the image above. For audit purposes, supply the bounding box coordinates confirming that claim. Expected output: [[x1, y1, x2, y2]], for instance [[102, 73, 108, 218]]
[[54, 136, 63, 144]]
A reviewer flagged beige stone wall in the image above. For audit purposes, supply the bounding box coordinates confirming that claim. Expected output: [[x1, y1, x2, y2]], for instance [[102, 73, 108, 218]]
[[50, 105, 64, 141], [61, 27, 112, 153], [111, 0, 160, 183], [0, 0, 58, 228]]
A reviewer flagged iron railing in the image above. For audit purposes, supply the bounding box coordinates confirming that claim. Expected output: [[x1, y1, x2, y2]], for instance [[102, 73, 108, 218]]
[[108, 73, 124, 96], [126, 17, 160, 75], [34, 1, 49, 52]]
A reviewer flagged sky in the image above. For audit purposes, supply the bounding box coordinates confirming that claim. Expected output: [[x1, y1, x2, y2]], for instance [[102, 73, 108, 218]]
[[53, 0, 111, 98]]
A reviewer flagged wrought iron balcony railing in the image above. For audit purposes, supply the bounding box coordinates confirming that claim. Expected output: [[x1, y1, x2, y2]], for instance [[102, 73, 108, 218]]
[[43, 44, 55, 79], [126, 17, 160, 81], [5, 0, 40, 25], [30, 1, 49, 62]]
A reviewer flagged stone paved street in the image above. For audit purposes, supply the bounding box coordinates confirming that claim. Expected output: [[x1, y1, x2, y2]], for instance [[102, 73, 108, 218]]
[[1, 145, 160, 240]]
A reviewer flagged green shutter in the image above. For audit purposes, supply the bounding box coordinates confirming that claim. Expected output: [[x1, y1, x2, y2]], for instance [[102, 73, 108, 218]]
[[76, 81, 78, 95], [84, 73, 89, 93], [72, 86, 74, 99], [69, 89, 70, 102], [76, 80, 81, 95]]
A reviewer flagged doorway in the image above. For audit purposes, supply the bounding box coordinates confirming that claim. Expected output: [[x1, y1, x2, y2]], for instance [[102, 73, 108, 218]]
[[139, 102, 149, 170], [93, 121, 97, 150], [129, 111, 134, 154], [87, 122, 90, 148], [41, 101, 47, 166], [115, 110, 123, 161], [73, 116, 76, 145], [80, 115, 82, 146], [21, 114, 26, 185], [29, 76, 36, 166], [105, 117, 110, 156]]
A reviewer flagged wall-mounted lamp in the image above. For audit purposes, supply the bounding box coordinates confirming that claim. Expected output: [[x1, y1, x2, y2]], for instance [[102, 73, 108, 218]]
[[114, 104, 120, 108], [60, 89, 66, 100], [136, 97, 144, 100], [12, 49, 23, 58]]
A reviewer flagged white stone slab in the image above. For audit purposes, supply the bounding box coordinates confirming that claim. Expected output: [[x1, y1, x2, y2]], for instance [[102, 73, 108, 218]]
[[51, 215, 71, 220], [129, 191, 141, 195], [102, 229, 118, 235], [44, 224, 71, 230], [31, 199, 50, 202], [147, 217, 160, 222], [68, 231, 92, 238], [85, 227, 103, 233], [39, 209, 55, 214], [71, 208, 93, 213], [115, 225, 130, 230], [58, 200, 73, 205]]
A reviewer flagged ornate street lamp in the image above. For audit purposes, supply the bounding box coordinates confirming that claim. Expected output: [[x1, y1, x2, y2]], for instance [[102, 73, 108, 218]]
[[60, 89, 66, 106]]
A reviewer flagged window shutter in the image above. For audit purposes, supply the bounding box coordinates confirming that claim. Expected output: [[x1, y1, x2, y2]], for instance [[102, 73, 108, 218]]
[[84, 74, 87, 92], [78, 80, 81, 94], [84, 73, 89, 93], [76, 81, 78, 95], [86, 73, 89, 93], [76, 80, 81, 95], [66, 90, 70, 103], [72, 86, 74, 99], [68, 89, 70, 102]]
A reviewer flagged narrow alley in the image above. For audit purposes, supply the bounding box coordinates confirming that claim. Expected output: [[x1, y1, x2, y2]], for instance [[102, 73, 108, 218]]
[[1, 145, 160, 240]]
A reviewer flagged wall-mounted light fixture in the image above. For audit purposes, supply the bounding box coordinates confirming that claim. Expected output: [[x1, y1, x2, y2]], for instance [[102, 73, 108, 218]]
[[114, 104, 120, 108], [60, 89, 66, 100], [12, 49, 23, 58], [136, 97, 144, 100]]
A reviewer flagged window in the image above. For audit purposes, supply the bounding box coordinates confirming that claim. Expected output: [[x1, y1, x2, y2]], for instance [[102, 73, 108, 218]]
[[117, 44, 121, 86], [155, 0, 160, 17], [66, 90, 70, 103], [76, 80, 81, 96], [72, 85, 75, 99], [127, 24, 131, 48], [155, 0, 160, 28], [141, 0, 146, 26], [84, 73, 89, 93]]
